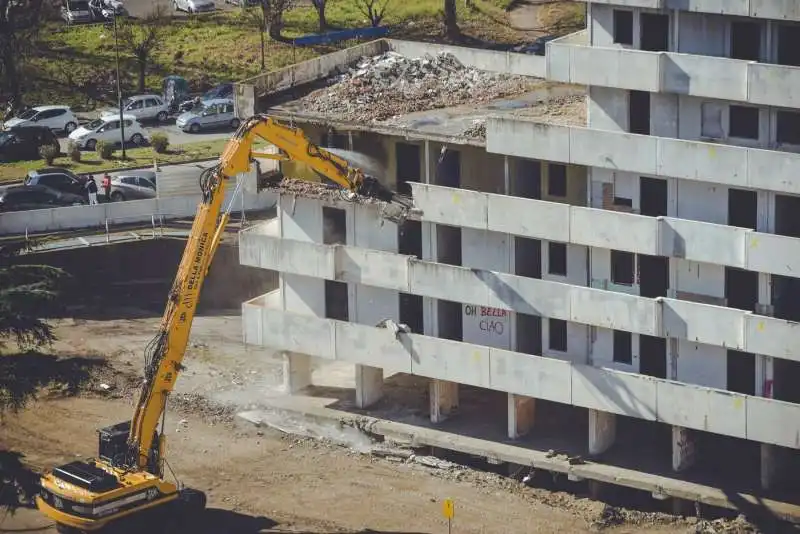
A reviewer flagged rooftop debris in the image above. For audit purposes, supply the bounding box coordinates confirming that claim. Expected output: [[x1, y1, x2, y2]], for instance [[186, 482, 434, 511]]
[[298, 51, 535, 123]]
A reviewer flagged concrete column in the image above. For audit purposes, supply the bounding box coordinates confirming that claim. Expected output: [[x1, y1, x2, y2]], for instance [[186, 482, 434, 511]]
[[282, 352, 311, 393], [430, 379, 459, 423], [507, 394, 536, 439], [672, 426, 696, 473], [355, 364, 383, 409], [588, 409, 616, 456]]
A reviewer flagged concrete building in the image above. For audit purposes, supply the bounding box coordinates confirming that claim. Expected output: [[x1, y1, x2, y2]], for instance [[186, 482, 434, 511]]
[[234, 19, 800, 518]]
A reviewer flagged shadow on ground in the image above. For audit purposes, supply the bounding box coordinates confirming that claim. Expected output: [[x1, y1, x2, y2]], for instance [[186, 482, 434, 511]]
[[190, 510, 430, 534], [0, 450, 41, 510], [0, 351, 107, 413]]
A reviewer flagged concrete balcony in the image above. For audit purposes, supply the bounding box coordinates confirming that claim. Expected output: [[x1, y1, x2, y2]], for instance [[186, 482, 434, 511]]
[[585, 0, 800, 21], [239, 229, 800, 364], [242, 296, 800, 449], [547, 30, 800, 108], [486, 120, 800, 196], [409, 183, 800, 278]]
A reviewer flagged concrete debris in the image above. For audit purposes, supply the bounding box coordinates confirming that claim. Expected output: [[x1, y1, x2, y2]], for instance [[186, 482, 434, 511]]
[[412, 455, 459, 470], [462, 119, 487, 139], [694, 516, 759, 534], [299, 51, 534, 122]]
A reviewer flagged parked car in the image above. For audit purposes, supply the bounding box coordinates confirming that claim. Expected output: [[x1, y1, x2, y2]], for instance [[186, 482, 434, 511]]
[[175, 99, 239, 133], [61, 0, 92, 23], [0, 185, 87, 213], [102, 95, 170, 123], [178, 82, 234, 112], [0, 126, 60, 163], [512, 35, 558, 56], [69, 115, 148, 150], [173, 0, 215, 13], [88, 0, 128, 20], [24, 168, 87, 197], [223, 0, 257, 7], [108, 171, 157, 201], [3, 105, 80, 135]]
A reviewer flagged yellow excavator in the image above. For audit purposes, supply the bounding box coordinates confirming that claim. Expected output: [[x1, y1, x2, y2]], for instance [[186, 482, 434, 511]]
[[35, 115, 412, 533]]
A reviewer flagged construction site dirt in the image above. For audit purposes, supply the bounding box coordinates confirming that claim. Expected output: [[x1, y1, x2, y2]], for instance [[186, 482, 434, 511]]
[[0, 313, 754, 534]]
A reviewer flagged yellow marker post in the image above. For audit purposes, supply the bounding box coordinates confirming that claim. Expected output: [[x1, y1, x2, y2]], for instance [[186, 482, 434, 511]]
[[442, 498, 454, 534]]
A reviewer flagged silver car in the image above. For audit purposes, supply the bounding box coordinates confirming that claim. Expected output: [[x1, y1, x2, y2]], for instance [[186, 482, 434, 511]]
[[175, 98, 240, 133], [107, 171, 157, 201], [173, 0, 215, 12]]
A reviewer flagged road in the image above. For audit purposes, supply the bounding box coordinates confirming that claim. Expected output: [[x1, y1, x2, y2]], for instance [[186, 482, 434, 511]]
[[57, 121, 232, 154], [125, 0, 241, 18]]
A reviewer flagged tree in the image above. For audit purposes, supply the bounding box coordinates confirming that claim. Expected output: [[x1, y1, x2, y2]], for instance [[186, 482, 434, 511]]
[[443, 0, 459, 39], [244, 0, 294, 67], [118, 7, 170, 93], [0, 240, 65, 351], [0, 0, 54, 111], [310, 0, 329, 32], [355, 0, 391, 27]]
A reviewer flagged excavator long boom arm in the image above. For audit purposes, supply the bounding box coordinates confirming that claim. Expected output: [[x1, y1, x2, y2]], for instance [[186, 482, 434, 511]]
[[126, 115, 407, 469]]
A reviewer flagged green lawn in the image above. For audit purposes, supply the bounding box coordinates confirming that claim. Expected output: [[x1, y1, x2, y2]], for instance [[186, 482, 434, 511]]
[[0, 139, 227, 182], [26, 0, 534, 111]]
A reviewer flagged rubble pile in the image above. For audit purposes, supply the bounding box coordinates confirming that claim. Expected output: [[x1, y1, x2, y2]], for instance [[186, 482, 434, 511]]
[[463, 120, 487, 139], [300, 52, 534, 122]]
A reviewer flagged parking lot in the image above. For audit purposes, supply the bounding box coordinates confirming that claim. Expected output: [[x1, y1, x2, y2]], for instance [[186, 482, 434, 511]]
[[56, 120, 233, 153]]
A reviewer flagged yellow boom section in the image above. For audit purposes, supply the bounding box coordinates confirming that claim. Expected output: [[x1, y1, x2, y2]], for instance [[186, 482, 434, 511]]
[[126, 115, 407, 469]]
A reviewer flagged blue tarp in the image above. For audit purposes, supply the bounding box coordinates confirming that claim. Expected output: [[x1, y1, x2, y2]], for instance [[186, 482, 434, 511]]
[[292, 26, 389, 47]]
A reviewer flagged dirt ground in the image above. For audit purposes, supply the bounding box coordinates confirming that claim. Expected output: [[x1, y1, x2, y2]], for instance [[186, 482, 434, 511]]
[[0, 314, 746, 533]]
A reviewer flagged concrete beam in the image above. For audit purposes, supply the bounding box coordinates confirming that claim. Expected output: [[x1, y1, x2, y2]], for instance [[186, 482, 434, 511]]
[[588, 409, 616, 456], [430, 379, 459, 423], [672, 426, 697, 473], [355, 364, 384, 408], [508, 394, 536, 439]]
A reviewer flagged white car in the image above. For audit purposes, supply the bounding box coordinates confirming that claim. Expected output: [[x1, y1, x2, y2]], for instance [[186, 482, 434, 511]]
[[68, 114, 148, 150], [102, 95, 170, 123], [174, 0, 215, 12], [3, 106, 80, 135]]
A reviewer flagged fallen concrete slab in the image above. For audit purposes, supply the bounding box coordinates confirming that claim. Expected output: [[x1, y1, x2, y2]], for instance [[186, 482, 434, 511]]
[[238, 394, 800, 524]]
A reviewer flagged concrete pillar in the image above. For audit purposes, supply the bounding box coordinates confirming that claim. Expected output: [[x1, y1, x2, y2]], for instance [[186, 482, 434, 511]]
[[282, 352, 311, 393], [355, 364, 383, 409], [430, 380, 459, 423], [672, 426, 696, 473], [588, 409, 616, 456], [508, 394, 536, 439]]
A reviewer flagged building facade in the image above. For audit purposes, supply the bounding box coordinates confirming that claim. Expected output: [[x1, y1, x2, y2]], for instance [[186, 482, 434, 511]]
[[237, 5, 800, 511]]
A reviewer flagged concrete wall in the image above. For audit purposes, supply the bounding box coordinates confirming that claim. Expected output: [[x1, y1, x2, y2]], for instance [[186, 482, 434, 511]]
[[587, 0, 800, 23], [0, 189, 277, 236], [487, 120, 800, 197], [548, 28, 800, 108], [238, 228, 800, 365], [242, 297, 800, 449], [408, 183, 800, 279]]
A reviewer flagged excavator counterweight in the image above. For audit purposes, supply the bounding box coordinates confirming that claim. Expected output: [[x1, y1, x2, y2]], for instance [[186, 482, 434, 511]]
[[36, 116, 411, 533]]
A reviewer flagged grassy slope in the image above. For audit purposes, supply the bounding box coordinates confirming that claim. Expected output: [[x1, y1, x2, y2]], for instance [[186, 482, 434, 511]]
[[27, 0, 533, 110], [0, 139, 228, 182]]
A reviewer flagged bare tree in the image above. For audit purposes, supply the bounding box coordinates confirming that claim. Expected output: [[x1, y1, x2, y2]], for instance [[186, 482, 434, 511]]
[[443, 0, 458, 39], [310, 0, 329, 32], [243, 0, 293, 66], [355, 0, 390, 27], [0, 0, 54, 111], [117, 7, 170, 93]]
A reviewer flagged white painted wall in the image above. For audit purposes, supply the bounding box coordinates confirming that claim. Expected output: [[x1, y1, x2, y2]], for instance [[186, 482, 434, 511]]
[[461, 228, 512, 349], [676, 11, 727, 57], [352, 204, 400, 325], [674, 259, 726, 299], [675, 180, 728, 224], [676, 339, 727, 389], [588, 86, 628, 132], [592, 327, 639, 373], [280, 195, 326, 317]]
